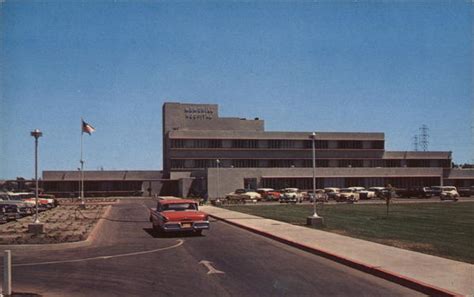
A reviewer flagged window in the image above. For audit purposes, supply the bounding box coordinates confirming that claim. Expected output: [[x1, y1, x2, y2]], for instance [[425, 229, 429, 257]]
[[368, 159, 384, 167], [268, 140, 297, 149], [269, 140, 282, 149], [208, 139, 222, 148], [232, 159, 259, 168], [304, 140, 328, 149], [384, 159, 402, 167], [269, 160, 294, 168], [170, 139, 185, 148], [171, 159, 186, 169], [371, 141, 384, 149], [231, 139, 258, 148], [407, 159, 431, 167], [337, 141, 363, 149], [161, 203, 197, 211], [194, 159, 210, 168], [303, 159, 329, 167]]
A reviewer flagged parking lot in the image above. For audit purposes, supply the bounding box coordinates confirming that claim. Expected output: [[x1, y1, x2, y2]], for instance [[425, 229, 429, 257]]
[[221, 196, 474, 206]]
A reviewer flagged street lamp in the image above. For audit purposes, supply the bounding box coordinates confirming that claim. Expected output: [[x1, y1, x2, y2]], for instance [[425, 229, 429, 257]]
[[30, 129, 42, 224], [216, 159, 220, 202], [307, 132, 324, 227]]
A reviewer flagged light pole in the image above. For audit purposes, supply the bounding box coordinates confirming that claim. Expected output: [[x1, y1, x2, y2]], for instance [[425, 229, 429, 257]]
[[307, 132, 324, 226], [216, 159, 220, 202], [30, 129, 42, 224], [77, 168, 81, 202], [312, 132, 319, 218]]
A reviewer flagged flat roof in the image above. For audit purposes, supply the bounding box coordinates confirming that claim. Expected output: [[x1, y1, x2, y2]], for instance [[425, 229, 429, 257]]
[[43, 170, 163, 181], [383, 151, 452, 159]]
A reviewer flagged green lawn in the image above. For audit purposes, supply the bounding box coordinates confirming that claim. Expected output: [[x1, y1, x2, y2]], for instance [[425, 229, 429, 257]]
[[222, 202, 474, 263]]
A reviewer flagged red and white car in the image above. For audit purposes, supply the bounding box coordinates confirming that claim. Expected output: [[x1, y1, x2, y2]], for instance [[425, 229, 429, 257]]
[[256, 188, 281, 201], [149, 199, 209, 235]]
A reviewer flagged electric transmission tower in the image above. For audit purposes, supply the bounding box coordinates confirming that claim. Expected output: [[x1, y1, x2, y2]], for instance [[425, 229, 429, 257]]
[[419, 124, 429, 151], [412, 135, 419, 151]]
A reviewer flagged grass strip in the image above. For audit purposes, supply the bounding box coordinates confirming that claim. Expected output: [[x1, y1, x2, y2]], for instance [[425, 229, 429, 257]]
[[222, 202, 474, 263]]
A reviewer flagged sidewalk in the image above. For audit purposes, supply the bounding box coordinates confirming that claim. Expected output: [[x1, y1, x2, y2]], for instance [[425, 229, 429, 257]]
[[201, 205, 473, 297]]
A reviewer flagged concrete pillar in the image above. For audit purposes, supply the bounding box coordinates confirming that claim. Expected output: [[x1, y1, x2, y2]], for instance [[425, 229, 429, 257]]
[[4, 250, 11, 296]]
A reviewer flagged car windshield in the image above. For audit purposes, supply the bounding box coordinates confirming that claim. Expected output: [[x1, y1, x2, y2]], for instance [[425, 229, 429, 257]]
[[341, 189, 352, 193], [162, 203, 197, 211], [442, 187, 456, 191]]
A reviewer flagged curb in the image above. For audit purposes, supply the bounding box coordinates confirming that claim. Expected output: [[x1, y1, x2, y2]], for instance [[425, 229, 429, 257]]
[[0, 205, 113, 251], [83, 205, 113, 244], [208, 213, 462, 297]]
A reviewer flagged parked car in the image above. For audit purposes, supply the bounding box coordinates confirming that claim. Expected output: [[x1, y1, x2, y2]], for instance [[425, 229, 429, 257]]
[[39, 194, 58, 207], [256, 188, 281, 201], [353, 187, 376, 200], [458, 187, 473, 197], [348, 186, 366, 193], [149, 199, 209, 235], [22, 198, 50, 211], [0, 205, 21, 221], [226, 189, 262, 201], [368, 187, 388, 199], [280, 188, 304, 204], [309, 189, 328, 202], [435, 186, 460, 201], [0, 201, 33, 217], [396, 187, 432, 198], [336, 188, 360, 203], [324, 188, 340, 200]]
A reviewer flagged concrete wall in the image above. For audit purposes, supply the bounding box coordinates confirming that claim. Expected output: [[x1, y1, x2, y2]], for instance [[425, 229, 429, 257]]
[[141, 181, 164, 197], [178, 177, 194, 198]]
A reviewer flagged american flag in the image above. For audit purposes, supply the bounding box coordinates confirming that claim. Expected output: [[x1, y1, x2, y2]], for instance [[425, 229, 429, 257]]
[[82, 119, 96, 135]]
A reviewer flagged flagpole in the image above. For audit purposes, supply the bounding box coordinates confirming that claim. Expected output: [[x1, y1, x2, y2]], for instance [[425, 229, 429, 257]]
[[80, 119, 85, 205]]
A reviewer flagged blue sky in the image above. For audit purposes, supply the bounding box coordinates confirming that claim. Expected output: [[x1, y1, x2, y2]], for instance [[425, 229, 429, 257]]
[[1, 1, 472, 179]]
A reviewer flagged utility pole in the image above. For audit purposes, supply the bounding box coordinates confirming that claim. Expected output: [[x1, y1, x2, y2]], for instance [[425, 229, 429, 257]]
[[412, 135, 419, 151], [419, 124, 429, 152]]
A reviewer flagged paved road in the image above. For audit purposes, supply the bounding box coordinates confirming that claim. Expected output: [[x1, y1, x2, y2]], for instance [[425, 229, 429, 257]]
[[3, 199, 422, 296]]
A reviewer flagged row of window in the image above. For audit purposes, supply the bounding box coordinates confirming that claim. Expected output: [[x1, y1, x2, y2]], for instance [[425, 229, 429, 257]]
[[170, 159, 451, 169], [170, 139, 384, 149]]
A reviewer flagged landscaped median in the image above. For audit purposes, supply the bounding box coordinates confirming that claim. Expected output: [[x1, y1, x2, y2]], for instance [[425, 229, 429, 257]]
[[0, 200, 115, 245], [221, 202, 474, 264]]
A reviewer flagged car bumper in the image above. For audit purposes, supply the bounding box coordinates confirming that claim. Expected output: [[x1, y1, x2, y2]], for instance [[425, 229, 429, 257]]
[[162, 221, 210, 232]]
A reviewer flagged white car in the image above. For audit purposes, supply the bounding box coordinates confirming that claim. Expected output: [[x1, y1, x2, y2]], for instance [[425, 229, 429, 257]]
[[324, 188, 340, 200], [336, 188, 360, 203], [280, 188, 304, 203], [369, 187, 388, 199], [353, 187, 376, 199], [226, 189, 262, 201], [437, 186, 459, 201]]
